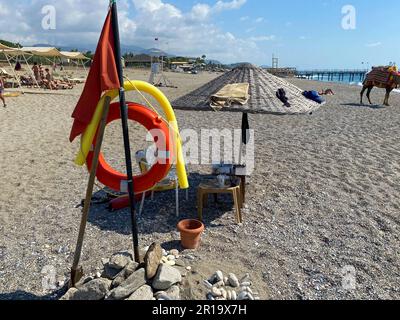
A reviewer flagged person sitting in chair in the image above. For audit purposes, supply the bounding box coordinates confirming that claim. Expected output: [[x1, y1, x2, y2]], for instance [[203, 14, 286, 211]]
[[42, 68, 55, 90]]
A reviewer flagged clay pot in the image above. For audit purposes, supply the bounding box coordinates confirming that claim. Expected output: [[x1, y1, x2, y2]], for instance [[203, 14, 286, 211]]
[[177, 219, 205, 250]]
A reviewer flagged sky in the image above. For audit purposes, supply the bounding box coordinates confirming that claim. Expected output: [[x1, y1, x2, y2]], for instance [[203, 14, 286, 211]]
[[0, 0, 399, 69]]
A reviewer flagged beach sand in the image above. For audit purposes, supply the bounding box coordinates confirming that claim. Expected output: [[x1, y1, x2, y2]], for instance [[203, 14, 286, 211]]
[[0, 70, 399, 300]]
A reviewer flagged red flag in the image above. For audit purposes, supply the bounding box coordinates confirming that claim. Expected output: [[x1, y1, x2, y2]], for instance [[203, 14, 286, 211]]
[[69, 10, 120, 142]]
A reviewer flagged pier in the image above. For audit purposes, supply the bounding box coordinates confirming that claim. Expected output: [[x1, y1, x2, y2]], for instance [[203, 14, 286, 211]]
[[296, 69, 369, 82]]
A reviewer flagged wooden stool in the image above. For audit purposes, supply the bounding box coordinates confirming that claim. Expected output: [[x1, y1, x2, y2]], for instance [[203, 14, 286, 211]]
[[197, 179, 243, 224]]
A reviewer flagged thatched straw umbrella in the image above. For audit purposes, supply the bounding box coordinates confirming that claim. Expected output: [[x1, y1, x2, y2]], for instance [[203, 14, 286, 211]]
[[173, 64, 320, 202], [173, 63, 320, 115]]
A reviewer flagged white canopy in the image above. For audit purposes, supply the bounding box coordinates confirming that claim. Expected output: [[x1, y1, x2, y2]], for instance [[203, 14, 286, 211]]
[[0, 48, 28, 56], [60, 51, 90, 60], [0, 43, 12, 50], [20, 47, 62, 57], [0, 44, 26, 55]]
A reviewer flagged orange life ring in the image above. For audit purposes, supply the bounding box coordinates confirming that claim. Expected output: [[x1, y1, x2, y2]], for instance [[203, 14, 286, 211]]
[[86, 102, 173, 194]]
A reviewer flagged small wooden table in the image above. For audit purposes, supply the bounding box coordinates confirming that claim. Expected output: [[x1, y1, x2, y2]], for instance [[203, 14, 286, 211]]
[[197, 179, 243, 224]]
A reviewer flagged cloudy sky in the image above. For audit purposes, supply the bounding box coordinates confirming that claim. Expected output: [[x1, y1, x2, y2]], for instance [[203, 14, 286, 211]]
[[0, 0, 398, 68]]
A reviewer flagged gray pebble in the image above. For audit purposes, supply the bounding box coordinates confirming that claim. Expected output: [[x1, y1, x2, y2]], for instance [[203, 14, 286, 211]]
[[241, 281, 252, 287], [238, 291, 249, 300]]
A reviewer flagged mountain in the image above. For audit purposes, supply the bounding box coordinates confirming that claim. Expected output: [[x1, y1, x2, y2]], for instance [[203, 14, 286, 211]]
[[31, 43, 173, 57], [139, 47, 172, 57], [228, 62, 256, 68], [32, 43, 94, 52], [0, 39, 20, 48], [205, 59, 223, 65]]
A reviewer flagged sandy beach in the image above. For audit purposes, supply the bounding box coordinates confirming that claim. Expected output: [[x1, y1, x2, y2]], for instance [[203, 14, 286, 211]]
[[0, 70, 399, 300]]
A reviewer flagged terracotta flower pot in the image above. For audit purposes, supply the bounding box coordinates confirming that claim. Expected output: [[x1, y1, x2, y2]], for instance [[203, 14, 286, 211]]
[[177, 219, 205, 250]]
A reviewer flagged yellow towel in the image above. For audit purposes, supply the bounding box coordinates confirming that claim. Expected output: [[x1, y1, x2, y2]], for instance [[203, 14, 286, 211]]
[[3, 92, 22, 97], [210, 83, 249, 110]]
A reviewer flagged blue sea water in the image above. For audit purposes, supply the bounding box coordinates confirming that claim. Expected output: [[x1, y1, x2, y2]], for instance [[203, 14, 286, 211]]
[[309, 74, 365, 86], [307, 73, 400, 93]]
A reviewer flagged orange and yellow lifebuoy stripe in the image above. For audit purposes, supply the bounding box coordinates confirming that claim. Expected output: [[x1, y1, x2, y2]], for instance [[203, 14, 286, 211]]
[[75, 80, 189, 190]]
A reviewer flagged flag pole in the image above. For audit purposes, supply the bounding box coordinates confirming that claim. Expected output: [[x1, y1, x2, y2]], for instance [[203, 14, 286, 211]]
[[70, 96, 112, 287], [110, 0, 141, 263]]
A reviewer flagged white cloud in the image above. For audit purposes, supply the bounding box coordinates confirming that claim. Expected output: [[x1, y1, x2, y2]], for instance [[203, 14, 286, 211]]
[[0, 0, 268, 64], [0, 3, 10, 16], [128, 0, 264, 63], [249, 35, 275, 42], [0, 0, 136, 46], [189, 4, 212, 21], [188, 0, 247, 21], [255, 17, 264, 23], [214, 0, 247, 12], [366, 42, 382, 47]]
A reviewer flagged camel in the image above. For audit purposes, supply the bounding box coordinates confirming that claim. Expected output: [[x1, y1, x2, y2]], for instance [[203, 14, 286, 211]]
[[360, 70, 400, 106]]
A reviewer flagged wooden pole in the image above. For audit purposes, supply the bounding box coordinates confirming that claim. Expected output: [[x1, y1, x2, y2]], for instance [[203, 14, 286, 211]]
[[70, 96, 112, 287]]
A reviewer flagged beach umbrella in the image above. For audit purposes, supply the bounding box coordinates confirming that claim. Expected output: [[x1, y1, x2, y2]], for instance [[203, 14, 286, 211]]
[[173, 64, 320, 115], [173, 63, 320, 156], [173, 64, 320, 201]]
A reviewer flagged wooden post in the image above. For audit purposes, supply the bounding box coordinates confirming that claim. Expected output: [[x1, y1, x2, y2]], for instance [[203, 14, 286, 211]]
[[70, 96, 112, 287]]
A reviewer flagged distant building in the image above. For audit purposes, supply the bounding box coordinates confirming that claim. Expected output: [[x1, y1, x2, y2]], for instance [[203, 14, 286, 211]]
[[125, 54, 152, 68], [265, 67, 297, 78]]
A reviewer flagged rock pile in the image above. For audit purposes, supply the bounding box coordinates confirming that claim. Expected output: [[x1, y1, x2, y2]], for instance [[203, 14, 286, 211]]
[[204, 271, 260, 300], [61, 243, 188, 301]]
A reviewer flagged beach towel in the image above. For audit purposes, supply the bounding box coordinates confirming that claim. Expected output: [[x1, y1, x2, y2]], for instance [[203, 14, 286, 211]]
[[302, 90, 325, 104], [276, 88, 291, 108], [210, 83, 249, 110], [69, 10, 120, 142]]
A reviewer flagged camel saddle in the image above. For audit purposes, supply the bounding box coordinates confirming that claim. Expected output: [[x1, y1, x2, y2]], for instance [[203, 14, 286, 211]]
[[364, 67, 400, 89]]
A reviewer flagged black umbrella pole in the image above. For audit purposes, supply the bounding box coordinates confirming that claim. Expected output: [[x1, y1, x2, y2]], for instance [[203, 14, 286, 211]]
[[111, 1, 140, 263]]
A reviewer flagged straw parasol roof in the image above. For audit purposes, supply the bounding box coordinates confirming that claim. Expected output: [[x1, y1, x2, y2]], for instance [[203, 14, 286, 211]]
[[173, 64, 321, 115]]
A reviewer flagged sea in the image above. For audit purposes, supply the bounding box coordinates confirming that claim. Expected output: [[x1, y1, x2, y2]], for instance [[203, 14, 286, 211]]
[[306, 74, 400, 94]]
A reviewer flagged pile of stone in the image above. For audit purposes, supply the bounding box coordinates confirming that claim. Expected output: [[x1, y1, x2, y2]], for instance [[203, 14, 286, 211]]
[[204, 271, 260, 300], [61, 243, 190, 300]]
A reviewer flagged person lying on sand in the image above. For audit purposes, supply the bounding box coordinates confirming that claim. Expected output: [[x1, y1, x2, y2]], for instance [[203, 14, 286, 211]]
[[53, 79, 74, 90], [42, 69, 74, 90], [0, 76, 6, 107], [319, 88, 335, 96], [20, 75, 36, 88]]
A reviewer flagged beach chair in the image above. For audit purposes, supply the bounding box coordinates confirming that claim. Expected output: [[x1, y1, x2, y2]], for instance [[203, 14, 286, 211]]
[[135, 149, 189, 217]]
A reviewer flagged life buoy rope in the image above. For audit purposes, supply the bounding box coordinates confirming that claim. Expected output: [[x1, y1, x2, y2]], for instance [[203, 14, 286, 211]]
[[75, 80, 188, 190], [86, 102, 173, 194]]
